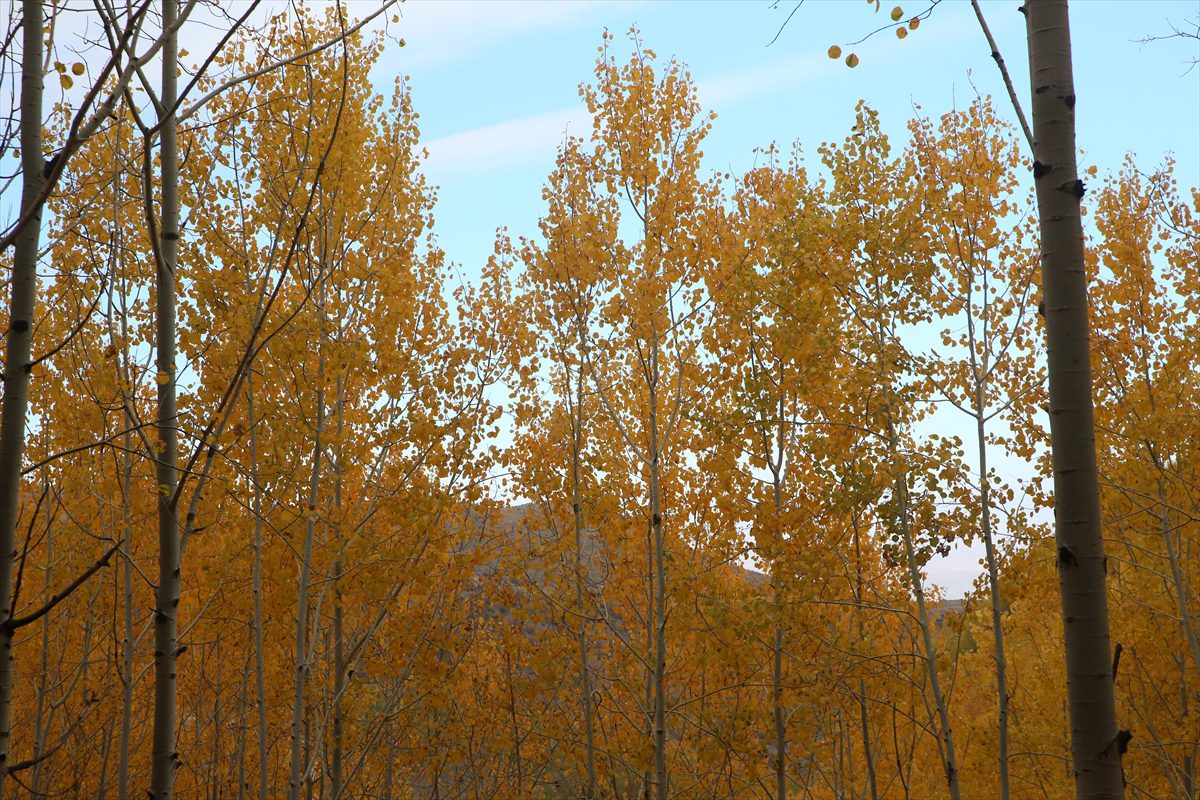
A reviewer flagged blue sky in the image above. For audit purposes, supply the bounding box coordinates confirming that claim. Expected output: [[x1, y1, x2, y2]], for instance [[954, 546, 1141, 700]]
[[381, 0, 1199, 278], [371, 0, 1198, 595]]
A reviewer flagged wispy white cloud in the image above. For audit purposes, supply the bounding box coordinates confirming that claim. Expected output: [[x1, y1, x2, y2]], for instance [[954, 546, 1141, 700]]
[[419, 50, 837, 177], [422, 106, 588, 177], [393, 0, 639, 70], [696, 51, 834, 108]]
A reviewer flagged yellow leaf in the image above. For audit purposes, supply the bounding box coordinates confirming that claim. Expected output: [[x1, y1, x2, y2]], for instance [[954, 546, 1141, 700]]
[[71, 62, 84, 75], [845, 53, 860, 68], [891, 6, 903, 21], [909, 17, 920, 29], [59, 74, 73, 89], [156, 371, 172, 385], [896, 27, 908, 39], [828, 45, 842, 59]]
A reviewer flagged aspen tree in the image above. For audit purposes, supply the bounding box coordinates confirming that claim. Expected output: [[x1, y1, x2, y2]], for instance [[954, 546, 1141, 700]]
[[0, 3, 47, 788], [910, 98, 1041, 800], [1025, 4, 1124, 797]]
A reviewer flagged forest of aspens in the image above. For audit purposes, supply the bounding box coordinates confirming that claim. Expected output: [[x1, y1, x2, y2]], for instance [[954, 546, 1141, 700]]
[[0, 1, 1196, 799]]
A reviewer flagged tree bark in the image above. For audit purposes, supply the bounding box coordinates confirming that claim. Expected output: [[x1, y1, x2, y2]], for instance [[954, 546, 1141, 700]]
[[148, 0, 182, 794], [647, 337, 668, 800], [1025, 3, 1124, 797], [246, 376, 270, 800], [894, 467, 960, 800], [569, 365, 599, 799], [288, 327, 326, 800], [0, 2, 46, 791], [975, 394, 1010, 800]]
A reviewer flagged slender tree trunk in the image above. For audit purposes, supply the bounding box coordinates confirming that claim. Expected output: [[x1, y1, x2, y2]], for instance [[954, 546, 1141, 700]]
[[852, 516, 879, 800], [236, 651, 250, 800], [211, 637, 224, 800], [119, 442, 135, 800], [246, 376, 270, 800], [773, 592, 786, 800], [569, 366, 599, 799], [1025, 4, 1124, 797], [149, 0, 182, 795], [647, 338, 667, 800], [29, 508, 51, 797], [288, 334, 326, 800], [1156, 479, 1200, 683], [330, 376, 345, 800], [975, 401, 1010, 800], [895, 471, 960, 800], [770, 468, 787, 800], [0, 1, 46, 790]]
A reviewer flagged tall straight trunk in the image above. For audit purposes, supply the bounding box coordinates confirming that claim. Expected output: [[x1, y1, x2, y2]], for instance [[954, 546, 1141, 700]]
[[149, 0, 182, 795], [0, 1, 46, 790], [1157, 487, 1200, 679], [772, 591, 786, 800], [119, 445, 135, 800], [29, 508, 51, 796], [246, 376, 270, 800], [569, 366, 599, 799], [975, 404, 1010, 800], [769, 455, 787, 800], [1025, 4, 1124, 797], [647, 337, 667, 800], [643, 519, 653, 800], [852, 516, 879, 800], [329, 376, 345, 800], [211, 638, 224, 800], [236, 651, 250, 800], [288, 339, 326, 800], [895, 469, 960, 800]]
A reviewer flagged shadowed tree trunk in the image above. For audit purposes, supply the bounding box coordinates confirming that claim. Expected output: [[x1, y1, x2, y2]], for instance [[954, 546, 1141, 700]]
[[148, 0, 182, 795], [0, 2, 46, 791]]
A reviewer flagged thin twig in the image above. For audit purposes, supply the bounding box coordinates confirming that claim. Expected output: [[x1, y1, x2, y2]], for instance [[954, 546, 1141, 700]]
[[970, 0, 1034, 154]]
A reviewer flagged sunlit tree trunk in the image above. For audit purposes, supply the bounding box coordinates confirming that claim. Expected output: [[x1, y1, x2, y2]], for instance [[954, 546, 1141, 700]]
[[1025, 4, 1124, 797]]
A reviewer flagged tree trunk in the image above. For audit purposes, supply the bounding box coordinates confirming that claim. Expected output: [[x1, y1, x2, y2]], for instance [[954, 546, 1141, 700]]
[[119, 446, 135, 800], [246, 377, 270, 800], [330, 376, 345, 800], [288, 331, 326, 800], [975, 399, 1011, 800], [149, 0, 182, 795], [895, 470, 960, 800], [0, 1, 46, 790], [1025, 3, 1124, 797], [29, 508, 51, 797], [569, 366, 599, 799], [852, 516, 879, 800], [647, 337, 668, 800]]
